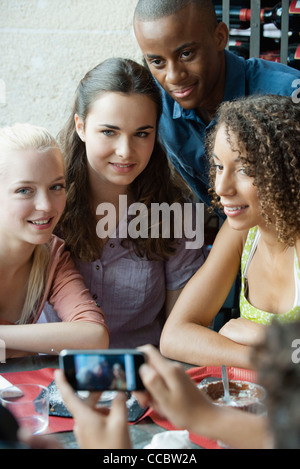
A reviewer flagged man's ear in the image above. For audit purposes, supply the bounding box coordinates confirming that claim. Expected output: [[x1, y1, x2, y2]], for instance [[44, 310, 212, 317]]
[[214, 21, 229, 51], [74, 114, 86, 142]]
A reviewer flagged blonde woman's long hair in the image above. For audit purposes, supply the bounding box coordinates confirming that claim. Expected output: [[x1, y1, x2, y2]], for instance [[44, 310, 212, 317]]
[[0, 123, 61, 324]]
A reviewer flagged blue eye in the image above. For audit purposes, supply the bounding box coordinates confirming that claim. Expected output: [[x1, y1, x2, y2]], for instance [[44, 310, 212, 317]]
[[102, 130, 115, 137], [51, 184, 66, 191], [16, 188, 31, 195]]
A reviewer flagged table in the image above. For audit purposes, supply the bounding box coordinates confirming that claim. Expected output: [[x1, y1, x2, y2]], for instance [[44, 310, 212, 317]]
[[0, 354, 203, 450]]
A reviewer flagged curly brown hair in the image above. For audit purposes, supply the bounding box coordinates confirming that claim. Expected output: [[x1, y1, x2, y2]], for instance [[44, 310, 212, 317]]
[[57, 58, 191, 262], [207, 95, 300, 245]]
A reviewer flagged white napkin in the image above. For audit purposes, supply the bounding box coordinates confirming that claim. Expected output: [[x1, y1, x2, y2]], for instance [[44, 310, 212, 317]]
[[144, 430, 192, 449], [0, 376, 23, 398]]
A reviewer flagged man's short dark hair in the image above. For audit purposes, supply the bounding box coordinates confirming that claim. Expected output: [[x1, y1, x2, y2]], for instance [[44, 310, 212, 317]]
[[134, 0, 216, 22]]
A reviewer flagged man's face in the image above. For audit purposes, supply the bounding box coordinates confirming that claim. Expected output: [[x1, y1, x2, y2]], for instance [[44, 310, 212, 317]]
[[134, 4, 228, 113]]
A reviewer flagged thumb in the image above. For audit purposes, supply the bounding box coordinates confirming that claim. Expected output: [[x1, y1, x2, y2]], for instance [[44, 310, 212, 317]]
[[107, 393, 132, 449], [109, 393, 128, 421]]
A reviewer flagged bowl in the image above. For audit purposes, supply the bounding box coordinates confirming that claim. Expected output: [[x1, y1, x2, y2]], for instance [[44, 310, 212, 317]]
[[199, 379, 266, 412]]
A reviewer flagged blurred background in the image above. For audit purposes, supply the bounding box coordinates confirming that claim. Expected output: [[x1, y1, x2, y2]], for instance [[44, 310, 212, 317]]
[[0, 0, 141, 136], [0, 0, 299, 137]]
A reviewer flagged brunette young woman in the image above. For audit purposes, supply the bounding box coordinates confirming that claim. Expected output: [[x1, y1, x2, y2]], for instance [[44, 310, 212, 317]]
[[44, 58, 206, 347]]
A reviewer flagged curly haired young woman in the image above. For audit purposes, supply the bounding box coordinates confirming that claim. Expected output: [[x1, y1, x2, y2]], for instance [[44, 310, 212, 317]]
[[161, 94, 300, 368]]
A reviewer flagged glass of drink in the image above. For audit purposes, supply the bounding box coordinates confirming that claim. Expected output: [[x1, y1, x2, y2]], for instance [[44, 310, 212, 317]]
[[0, 384, 49, 435]]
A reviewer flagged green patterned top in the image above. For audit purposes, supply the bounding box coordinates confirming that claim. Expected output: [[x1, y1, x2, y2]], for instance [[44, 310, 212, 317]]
[[240, 226, 300, 325]]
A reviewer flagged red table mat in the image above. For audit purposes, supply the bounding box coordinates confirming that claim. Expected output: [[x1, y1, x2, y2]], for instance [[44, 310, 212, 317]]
[[1, 365, 257, 447], [142, 365, 257, 450]]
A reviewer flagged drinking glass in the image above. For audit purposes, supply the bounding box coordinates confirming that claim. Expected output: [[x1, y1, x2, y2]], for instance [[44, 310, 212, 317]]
[[0, 384, 49, 435]]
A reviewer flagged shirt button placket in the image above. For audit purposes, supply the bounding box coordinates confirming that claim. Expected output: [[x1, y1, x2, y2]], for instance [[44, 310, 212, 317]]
[[92, 262, 102, 304]]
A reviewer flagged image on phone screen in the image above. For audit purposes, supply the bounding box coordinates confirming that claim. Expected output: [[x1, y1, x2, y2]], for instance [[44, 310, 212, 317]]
[[72, 353, 143, 391]]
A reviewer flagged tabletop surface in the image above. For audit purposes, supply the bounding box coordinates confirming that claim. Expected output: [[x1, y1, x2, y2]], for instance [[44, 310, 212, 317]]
[[0, 354, 203, 450]]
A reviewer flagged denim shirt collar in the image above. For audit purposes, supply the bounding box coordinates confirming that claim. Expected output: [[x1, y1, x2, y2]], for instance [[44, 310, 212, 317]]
[[172, 50, 246, 122]]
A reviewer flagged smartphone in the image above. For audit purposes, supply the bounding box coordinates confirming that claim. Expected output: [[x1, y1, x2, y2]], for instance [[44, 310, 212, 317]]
[[59, 349, 146, 392]]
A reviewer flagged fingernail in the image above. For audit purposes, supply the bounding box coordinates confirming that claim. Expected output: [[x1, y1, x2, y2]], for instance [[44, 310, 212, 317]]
[[139, 363, 151, 377]]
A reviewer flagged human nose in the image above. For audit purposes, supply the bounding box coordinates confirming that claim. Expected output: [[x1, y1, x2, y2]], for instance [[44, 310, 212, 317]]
[[215, 171, 236, 198], [165, 61, 187, 84], [115, 135, 132, 159], [35, 190, 53, 212]]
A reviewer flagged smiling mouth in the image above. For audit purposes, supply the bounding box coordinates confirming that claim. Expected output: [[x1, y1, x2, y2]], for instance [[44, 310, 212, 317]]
[[28, 218, 52, 225], [223, 205, 249, 216], [109, 162, 136, 173], [171, 84, 196, 99], [225, 206, 248, 212]]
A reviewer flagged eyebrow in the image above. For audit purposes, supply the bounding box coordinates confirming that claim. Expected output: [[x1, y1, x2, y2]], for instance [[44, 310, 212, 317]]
[[212, 153, 241, 163], [146, 42, 197, 59], [13, 175, 65, 185], [174, 42, 197, 53], [97, 124, 155, 131]]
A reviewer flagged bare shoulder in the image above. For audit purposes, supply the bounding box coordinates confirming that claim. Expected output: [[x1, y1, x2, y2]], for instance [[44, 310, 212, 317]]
[[209, 219, 248, 261], [190, 219, 248, 298]]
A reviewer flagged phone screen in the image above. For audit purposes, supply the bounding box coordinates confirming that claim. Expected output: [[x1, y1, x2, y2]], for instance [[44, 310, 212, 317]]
[[60, 350, 145, 392]]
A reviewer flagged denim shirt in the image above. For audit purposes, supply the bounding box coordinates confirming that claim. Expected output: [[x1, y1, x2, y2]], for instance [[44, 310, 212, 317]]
[[158, 50, 300, 210]]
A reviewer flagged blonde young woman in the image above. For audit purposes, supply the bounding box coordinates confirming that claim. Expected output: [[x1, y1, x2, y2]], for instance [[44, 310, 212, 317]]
[[0, 123, 108, 358]]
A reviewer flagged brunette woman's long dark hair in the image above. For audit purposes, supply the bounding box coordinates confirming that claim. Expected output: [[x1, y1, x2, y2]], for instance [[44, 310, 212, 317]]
[[57, 58, 191, 261]]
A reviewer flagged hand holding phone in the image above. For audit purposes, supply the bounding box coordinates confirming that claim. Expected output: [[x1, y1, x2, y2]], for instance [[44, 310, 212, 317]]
[[54, 368, 133, 449]]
